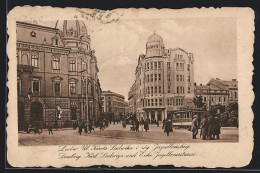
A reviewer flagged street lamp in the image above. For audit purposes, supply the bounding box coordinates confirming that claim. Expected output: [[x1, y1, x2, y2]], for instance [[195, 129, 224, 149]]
[[27, 88, 33, 124]]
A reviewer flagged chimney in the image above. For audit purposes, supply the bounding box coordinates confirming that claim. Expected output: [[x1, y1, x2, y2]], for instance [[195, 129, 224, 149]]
[[194, 82, 196, 86], [232, 79, 236, 81]]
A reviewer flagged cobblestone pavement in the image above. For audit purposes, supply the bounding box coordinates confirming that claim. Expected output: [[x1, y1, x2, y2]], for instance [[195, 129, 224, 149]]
[[18, 123, 239, 146]]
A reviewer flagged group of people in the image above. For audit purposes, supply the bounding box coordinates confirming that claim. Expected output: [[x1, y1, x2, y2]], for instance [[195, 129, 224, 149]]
[[191, 114, 221, 140]]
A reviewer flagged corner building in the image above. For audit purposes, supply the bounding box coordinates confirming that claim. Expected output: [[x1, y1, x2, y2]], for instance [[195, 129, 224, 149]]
[[17, 21, 102, 130], [129, 33, 195, 121]]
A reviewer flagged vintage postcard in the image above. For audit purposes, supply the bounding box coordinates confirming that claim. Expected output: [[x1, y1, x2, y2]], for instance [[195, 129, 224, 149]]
[[7, 7, 254, 168]]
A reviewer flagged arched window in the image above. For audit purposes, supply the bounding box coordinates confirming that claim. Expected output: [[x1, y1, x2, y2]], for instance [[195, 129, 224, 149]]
[[69, 60, 76, 71], [69, 82, 76, 95], [52, 57, 60, 70], [31, 54, 39, 67], [21, 54, 28, 65]]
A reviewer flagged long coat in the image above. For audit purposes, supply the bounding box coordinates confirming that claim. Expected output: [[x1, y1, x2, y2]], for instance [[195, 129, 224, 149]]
[[144, 121, 149, 130], [208, 117, 217, 136], [164, 121, 173, 133], [191, 118, 199, 132], [200, 117, 208, 137]]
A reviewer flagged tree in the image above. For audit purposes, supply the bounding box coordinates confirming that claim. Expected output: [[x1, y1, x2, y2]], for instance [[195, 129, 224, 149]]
[[192, 96, 206, 109]]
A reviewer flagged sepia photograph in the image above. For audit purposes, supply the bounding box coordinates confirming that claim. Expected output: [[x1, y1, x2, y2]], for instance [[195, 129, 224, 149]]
[[7, 7, 254, 167]]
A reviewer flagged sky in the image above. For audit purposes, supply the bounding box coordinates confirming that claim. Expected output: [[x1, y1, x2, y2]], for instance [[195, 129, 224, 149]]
[[38, 17, 237, 101]]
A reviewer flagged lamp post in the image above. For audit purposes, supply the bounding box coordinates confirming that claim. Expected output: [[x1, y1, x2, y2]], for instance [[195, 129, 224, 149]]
[[27, 88, 33, 125]]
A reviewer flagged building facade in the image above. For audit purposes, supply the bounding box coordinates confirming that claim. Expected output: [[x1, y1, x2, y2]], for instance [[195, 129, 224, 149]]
[[17, 20, 102, 130], [101, 90, 126, 121], [128, 33, 195, 122], [195, 78, 238, 109]]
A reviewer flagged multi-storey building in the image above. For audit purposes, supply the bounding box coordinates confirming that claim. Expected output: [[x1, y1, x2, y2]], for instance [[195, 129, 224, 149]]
[[17, 20, 102, 130], [101, 90, 126, 121], [128, 83, 137, 116], [128, 33, 195, 121], [195, 78, 238, 109]]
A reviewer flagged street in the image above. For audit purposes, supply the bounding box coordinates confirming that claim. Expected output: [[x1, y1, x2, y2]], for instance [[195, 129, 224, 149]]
[[18, 123, 239, 146]]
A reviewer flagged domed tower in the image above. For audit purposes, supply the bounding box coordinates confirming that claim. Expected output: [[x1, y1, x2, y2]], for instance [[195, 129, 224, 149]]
[[55, 20, 91, 52], [146, 32, 165, 58]]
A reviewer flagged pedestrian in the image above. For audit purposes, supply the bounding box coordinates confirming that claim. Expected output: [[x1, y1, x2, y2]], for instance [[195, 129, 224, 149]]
[[78, 123, 82, 135], [89, 122, 94, 133], [84, 122, 88, 135], [200, 114, 208, 140], [136, 120, 140, 132], [162, 118, 166, 129], [191, 115, 199, 139], [214, 116, 221, 139], [144, 120, 149, 132], [164, 119, 173, 136], [34, 125, 40, 135], [48, 123, 53, 135], [208, 116, 216, 140], [122, 121, 126, 129]]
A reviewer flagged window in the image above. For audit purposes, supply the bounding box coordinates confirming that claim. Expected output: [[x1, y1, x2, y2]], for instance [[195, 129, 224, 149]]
[[168, 85, 171, 93], [148, 87, 150, 94], [151, 87, 153, 94], [167, 73, 170, 81], [54, 82, 61, 96], [211, 97, 214, 101], [180, 63, 184, 70], [147, 63, 149, 70], [204, 97, 206, 102], [52, 57, 60, 70], [159, 86, 161, 93], [235, 92, 237, 98], [158, 62, 161, 69], [224, 97, 226, 102], [155, 99, 158, 106], [188, 87, 191, 94], [30, 31, 36, 37], [187, 64, 190, 71], [151, 74, 153, 81], [154, 62, 157, 69], [148, 99, 150, 106], [167, 62, 171, 70], [31, 54, 39, 68], [151, 99, 154, 106], [145, 63, 146, 70], [70, 60, 76, 71], [188, 76, 190, 82], [159, 99, 162, 106], [155, 86, 157, 94], [154, 74, 157, 81], [176, 63, 179, 70], [159, 74, 161, 81], [32, 79, 40, 93], [82, 62, 87, 71], [219, 97, 221, 102], [69, 82, 76, 95], [177, 75, 179, 81], [151, 62, 153, 70]]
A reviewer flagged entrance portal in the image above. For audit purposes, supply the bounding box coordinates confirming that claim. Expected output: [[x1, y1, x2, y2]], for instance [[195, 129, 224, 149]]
[[30, 101, 43, 123]]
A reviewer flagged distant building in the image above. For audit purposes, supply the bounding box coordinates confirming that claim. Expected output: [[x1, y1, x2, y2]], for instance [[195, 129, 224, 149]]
[[195, 78, 238, 109], [17, 21, 102, 130], [101, 90, 126, 121], [128, 32, 195, 121]]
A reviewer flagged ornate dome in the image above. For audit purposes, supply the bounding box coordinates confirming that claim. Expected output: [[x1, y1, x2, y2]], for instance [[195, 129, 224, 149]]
[[147, 33, 164, 44], [55, 20, 89, 40]]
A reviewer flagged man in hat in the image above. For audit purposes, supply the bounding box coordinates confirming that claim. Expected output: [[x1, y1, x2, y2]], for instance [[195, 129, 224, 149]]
[[191, 115, 199, 139], [164, 119, 173, 136], [200, 114, 208, 140]]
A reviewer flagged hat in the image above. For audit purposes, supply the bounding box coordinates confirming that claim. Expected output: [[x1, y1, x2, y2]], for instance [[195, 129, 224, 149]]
[[194, 115, 198, 118]]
